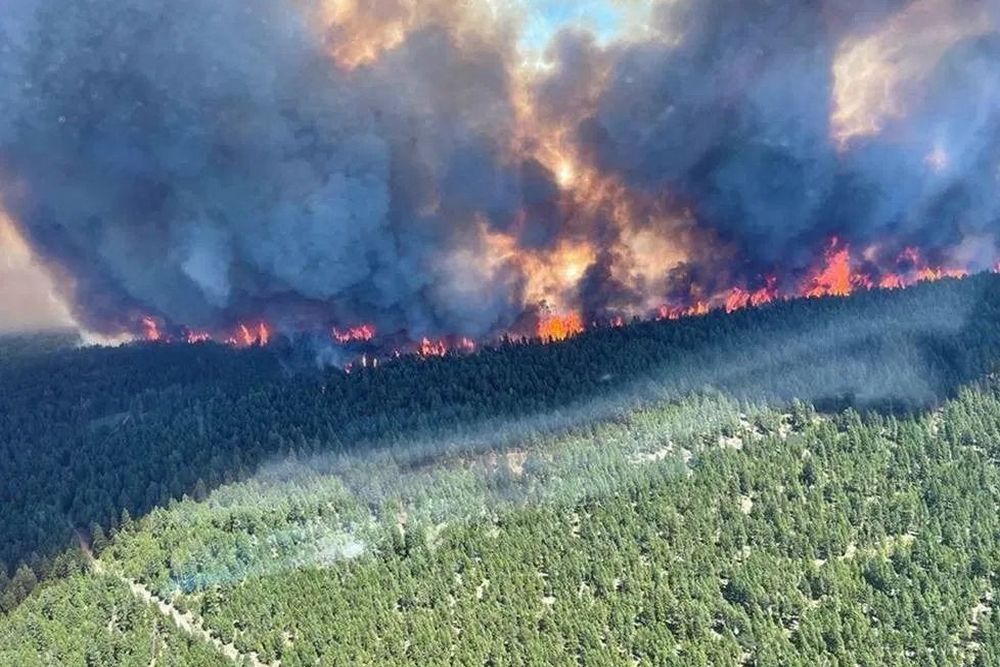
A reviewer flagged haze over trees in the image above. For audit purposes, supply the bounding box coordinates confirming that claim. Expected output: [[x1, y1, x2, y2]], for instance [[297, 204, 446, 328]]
[[2, 277, 1000, 664]]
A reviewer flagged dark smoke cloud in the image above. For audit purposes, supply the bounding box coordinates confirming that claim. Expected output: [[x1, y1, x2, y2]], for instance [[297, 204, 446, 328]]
[[0, 0, 998, 337], [0, 0, 557, 338], [562, 1, 842, 270], [549, 0, 1000, 275], [854, 33, 1000, 252]]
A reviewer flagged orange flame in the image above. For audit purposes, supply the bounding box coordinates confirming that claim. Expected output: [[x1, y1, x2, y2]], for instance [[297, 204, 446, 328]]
[[725, 276, 779, 313], [226, 322, 271, 348], [333, 324, 377, 344], [537, 312, 584, 341], [659, 301, 712, 321], [900, 247, 968, 283], [654, 237, 978, 326], [805, 238, 859, 298], [185, 330, 212, 344], [141, 316, 163, 342], [419, 337, 448, 357], [238, 324, 254, 346], [918, 266, 968, 282], [133, 233, 985, 365]]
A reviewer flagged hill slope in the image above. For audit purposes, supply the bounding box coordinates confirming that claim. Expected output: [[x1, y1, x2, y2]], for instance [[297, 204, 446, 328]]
[[3, 277, 1000, 664], [4, 386, 1000, 664]]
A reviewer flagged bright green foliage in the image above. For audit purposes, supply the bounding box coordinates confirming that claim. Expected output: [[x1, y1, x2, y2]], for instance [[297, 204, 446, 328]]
[[3, 278, 1000, 664], [0, 574, 227, 666], [7, 386, 995, 665]]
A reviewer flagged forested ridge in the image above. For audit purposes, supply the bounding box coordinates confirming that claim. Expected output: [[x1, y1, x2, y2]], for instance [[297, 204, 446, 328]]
[[2, 276, 999, 602], [4, 381, 1000, 664], [3, 277, 1000, 664], [100, 388, 1000, 665]]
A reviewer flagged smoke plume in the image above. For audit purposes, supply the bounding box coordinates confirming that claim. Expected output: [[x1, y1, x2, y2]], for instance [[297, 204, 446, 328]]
[[0, 0, 997, 340]]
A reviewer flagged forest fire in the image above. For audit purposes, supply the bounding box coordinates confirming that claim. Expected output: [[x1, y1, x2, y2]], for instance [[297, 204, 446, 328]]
[[185, 330, 212, 344], [141, 317, 163, 342], [658, 301, 711, 322], [401, 336, 477, 360], [227, 323, 271, 348], [725, 277, 780, 314], [646, 236, 982, 327], [130, 233, 985, 360], [342, 334, 476, 370], [333, 325, 377, 344], [418, 338, 449, 358], [805, 239, 857, 298], [2, 0, 996, 363], [141, 321, 270, 347], [537, 313, 585, 342]]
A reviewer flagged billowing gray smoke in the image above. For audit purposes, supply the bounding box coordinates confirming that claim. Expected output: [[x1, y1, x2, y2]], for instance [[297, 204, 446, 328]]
[[543, 0, 1000, 277], [1, 0, 998, 338], [0, 0, 555, 338]]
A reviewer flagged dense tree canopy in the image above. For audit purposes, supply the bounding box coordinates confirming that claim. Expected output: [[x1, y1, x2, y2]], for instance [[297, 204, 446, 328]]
[[3, 278, 1000, 664]]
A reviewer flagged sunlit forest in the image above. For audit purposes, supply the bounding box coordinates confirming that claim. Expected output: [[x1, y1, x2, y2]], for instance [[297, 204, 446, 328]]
[[3, 277, 1000, 665]]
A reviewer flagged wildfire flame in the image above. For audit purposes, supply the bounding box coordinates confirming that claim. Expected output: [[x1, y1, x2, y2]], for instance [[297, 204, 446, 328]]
[[879, 274, 905, 290], [131, 234, 984, 374], [141, 316, 163, 342], [537, 312, 584, 342], [652, 236, 974, 325], [226, 322, 271, 348], [725, 276, 780, 313], [333, 324, 377, 344], [4, 0, 998, 375], [658, 301, 712, 322], [185, 330, 212, 344], [805, 238, 861, 298], [419, 337, 448, 357]]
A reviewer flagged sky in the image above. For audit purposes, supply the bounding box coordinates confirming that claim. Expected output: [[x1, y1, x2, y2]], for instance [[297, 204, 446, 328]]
[[519, 0, 633, 51]]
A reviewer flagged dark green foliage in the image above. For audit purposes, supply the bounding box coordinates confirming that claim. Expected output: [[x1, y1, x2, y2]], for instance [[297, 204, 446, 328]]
[[2, 276, 1000, 664], [7, 383, 999, 665], [4, 276, 1000, 591]]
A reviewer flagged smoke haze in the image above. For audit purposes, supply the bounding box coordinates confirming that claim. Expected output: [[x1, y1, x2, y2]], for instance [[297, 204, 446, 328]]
[[0, 0, 997, 339], [0, 214, 73, 332]]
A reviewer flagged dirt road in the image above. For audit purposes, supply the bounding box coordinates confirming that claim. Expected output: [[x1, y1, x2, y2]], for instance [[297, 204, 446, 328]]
[[75, 530, 274, 667]]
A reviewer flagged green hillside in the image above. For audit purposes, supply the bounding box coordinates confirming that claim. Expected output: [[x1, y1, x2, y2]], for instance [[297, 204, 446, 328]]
[[3, 278, 1000, 664]]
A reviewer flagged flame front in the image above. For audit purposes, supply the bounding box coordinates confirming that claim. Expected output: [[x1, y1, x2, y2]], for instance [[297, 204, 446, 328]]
[[333, 324, 377, 344], [537, 312, 584, 342], [0, 0, 998, 348], [141, 316, 163, 342], [225, 323, 271, 348], [805, 239, 859, 298]]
